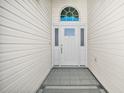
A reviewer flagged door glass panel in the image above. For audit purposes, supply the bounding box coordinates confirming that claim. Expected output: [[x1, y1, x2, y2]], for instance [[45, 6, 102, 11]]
[[81, 28, 84, 46], [60, 7, 79, 21], [64, 28, 75, 36], [55, 28, 59, 46]]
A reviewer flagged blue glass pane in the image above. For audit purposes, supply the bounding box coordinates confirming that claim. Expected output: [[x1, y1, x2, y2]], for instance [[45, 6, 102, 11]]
[[61, 16, 66, 21], [61, 16, 79, 21], [73, 17, 79, 21], [64, 28, 75, 36]]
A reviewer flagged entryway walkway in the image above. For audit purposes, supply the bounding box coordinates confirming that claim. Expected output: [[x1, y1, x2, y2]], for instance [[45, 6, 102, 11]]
[[38, 67, 108, 93]]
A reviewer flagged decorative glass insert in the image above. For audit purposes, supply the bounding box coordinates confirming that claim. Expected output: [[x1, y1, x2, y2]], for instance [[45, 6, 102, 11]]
[[80, 28, 84, 46], [55, 28, 59, 46], [61, 7, 79, 21], [64, 28, 75, 36]]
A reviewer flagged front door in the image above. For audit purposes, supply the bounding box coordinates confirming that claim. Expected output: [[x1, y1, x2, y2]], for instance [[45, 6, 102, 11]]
[[53, 25, 85, 66], [60, 26, 79, 65]]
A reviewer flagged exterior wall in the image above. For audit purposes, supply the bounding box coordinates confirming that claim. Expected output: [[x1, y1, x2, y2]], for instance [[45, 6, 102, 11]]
[[52, 0, 87, 25], [0, 0, 52, 93], [87, 0, 124, 93]]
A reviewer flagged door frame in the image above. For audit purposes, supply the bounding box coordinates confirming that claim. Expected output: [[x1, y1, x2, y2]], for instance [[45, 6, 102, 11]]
[[52, 23, 87, 67]]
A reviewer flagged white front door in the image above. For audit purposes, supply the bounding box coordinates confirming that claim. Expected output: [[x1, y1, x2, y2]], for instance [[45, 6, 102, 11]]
[[60, 26, 79, 65], [53, 25, 86, 66]]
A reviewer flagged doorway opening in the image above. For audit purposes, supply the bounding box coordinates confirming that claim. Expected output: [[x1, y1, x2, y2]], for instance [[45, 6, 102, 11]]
[[52, 6, 87, 67]]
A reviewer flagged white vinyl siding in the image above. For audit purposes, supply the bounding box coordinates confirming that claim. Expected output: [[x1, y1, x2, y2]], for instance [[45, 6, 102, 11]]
[[87, 0, 124, 93], [0, 0, 52, 93]]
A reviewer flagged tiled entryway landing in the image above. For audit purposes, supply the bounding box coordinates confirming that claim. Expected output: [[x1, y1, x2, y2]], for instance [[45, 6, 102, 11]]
[[39, 67, 108, 93]]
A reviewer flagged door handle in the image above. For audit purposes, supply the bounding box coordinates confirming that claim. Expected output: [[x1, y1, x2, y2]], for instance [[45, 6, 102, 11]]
[[60, 44, 63, 54], [61, 47, 63, 54]]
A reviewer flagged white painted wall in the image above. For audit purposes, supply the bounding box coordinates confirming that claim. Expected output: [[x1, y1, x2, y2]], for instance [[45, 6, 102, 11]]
[[52, 0, 87, 25], [87, 0, 124, 93], [0, 0, 52, 93]]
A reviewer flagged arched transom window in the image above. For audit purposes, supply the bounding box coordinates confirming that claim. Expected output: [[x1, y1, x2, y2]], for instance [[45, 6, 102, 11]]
[[61, 7, 79, 21]]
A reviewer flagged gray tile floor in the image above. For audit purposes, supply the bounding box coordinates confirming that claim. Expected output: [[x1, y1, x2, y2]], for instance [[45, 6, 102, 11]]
[[43, 68, 99, 86], [39, 67, 107, 93]]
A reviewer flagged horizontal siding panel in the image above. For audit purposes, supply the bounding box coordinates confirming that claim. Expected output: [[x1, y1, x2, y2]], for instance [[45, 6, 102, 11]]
[[88, 0, 124, 93], [0, 48, 49, 62], [0, 0, 52, 93]]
